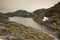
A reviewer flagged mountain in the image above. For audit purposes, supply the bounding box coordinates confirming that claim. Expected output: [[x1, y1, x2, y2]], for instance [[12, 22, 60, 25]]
[[33, 9, 47, 18], [3, 10, 34, 18], [33, 2, 60, 39]]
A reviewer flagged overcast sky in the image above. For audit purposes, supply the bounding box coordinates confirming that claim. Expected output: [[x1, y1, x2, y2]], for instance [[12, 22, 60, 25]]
[[0, 0, 60, 13]]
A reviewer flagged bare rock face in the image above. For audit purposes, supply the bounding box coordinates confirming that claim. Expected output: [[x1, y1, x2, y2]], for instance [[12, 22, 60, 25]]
[[33, 2, 60, 39], [0, 20, 53, 40]]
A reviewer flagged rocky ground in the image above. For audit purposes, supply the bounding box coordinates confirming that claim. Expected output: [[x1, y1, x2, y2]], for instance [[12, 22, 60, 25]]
[[0, 12, 54, 40]]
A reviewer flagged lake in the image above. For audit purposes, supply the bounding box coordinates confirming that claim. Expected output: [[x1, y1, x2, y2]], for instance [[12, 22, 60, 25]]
[[9, 17, 59, 40]]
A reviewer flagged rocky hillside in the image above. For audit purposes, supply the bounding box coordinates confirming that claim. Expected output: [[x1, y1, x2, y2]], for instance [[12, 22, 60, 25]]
[[33, 2, 60, 39], [0, 12, 54, 40], [3, 10, 34, 18]]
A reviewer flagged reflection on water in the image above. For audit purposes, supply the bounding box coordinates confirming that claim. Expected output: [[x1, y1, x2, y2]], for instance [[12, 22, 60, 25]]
[[9, 17, 59, 40]]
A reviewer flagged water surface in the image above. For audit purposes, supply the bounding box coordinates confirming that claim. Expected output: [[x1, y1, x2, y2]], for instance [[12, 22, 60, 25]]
[[9, 17, 59, 40]]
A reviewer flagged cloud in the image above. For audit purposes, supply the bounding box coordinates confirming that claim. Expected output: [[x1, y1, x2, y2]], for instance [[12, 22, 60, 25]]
[[0, 0, 60, 12]]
